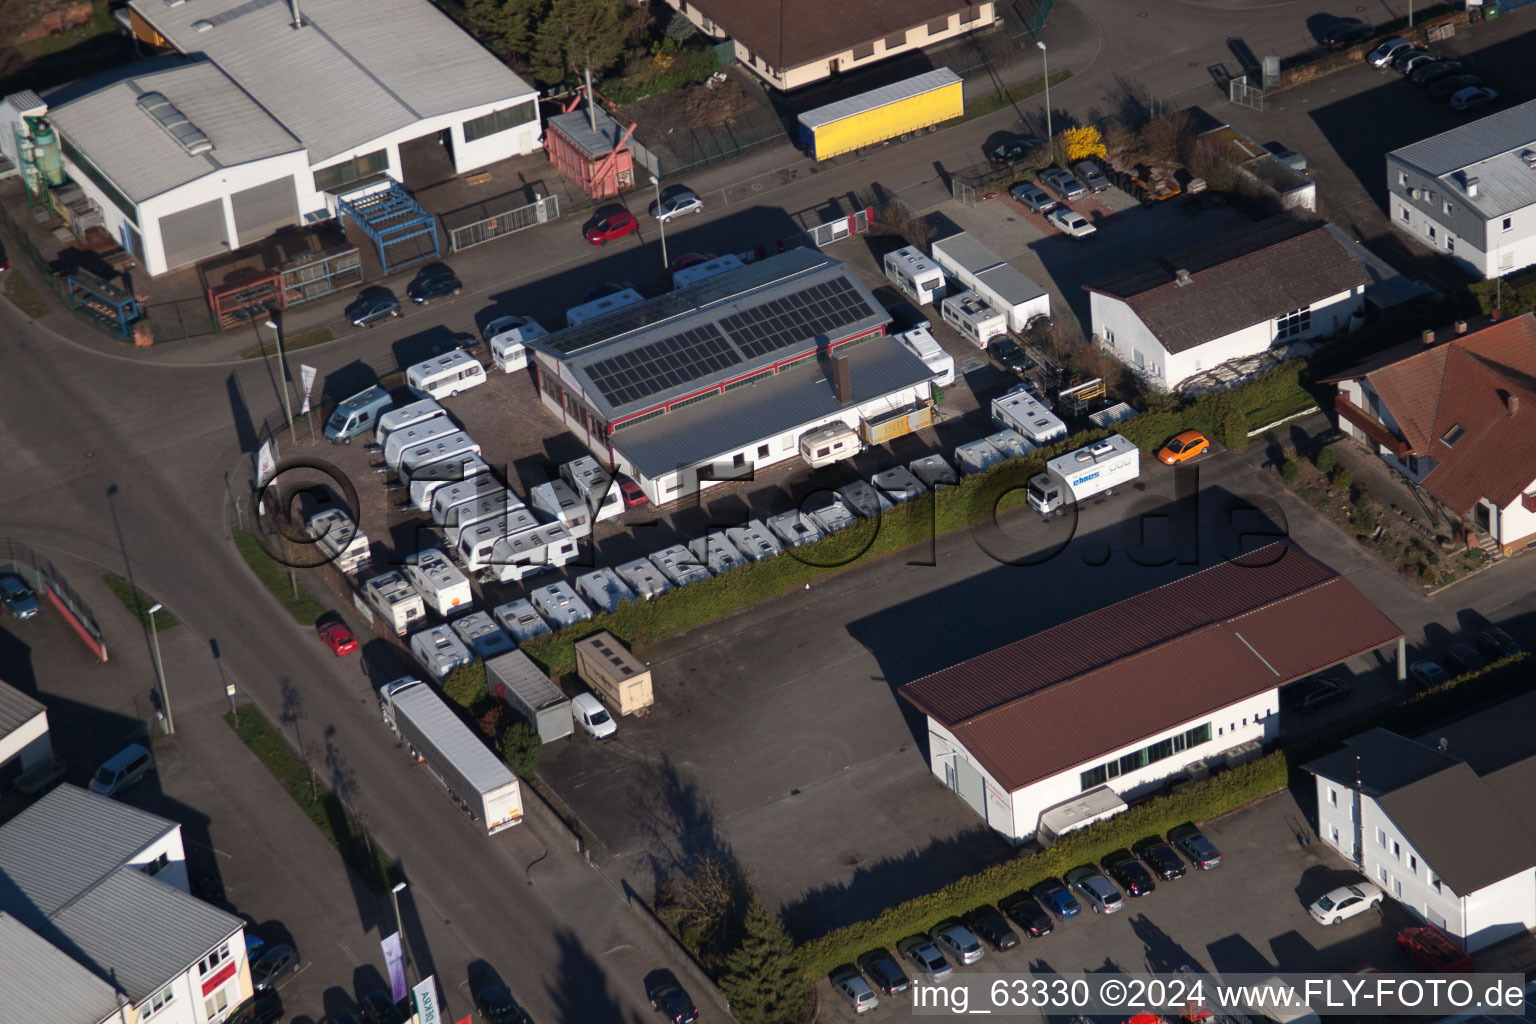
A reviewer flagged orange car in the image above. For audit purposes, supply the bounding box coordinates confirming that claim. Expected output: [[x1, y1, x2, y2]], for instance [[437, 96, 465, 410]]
[[1157, 430, 1211, 465]]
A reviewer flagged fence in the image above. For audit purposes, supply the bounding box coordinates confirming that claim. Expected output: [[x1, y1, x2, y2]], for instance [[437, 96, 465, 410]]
[[1, 538, 107, 662], [446, 193, 561, 253], [635, 104, 792, 177], [144, 297, 218, 342]]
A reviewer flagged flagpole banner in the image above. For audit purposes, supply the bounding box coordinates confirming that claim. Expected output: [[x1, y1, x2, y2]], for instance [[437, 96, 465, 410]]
[[299, 364, 318, 416], [413, 976, 442, 1024], [381, 932, 407, 1004], [256, 440, 277, 487]]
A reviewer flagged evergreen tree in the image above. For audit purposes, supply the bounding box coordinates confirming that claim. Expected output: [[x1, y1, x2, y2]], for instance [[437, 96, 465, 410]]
[[720, 894, 808, 1024], [465, 0, 549, 63], [530, 0, 628, 84]]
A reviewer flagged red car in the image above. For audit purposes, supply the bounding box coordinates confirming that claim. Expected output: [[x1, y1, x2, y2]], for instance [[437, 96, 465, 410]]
[[584, 210, 638, 246], [668, 252, 715, 273], [316, 619, 358, 656], [617, 476, 648, 508], [1398, 925, 1473, 973]]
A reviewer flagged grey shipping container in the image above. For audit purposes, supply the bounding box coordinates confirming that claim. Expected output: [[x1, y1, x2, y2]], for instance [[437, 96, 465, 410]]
[[486, 651, 573, 743]]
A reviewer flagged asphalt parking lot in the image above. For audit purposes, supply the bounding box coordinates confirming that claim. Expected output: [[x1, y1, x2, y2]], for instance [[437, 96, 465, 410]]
[[808, 790, 1426, 1024]]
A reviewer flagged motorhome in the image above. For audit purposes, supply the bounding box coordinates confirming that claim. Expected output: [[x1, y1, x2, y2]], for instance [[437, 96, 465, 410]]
[[397, 432, 482, 488], [909, 453, 958, 488], [530, 479, 592, 539], [798, 423, 862, 469], [765, 509, 823, 548], [565, 287, 644, 327], [485, 316, 548, 373], [407, 452, 491, 512], [529, 580, 594, 630], [954, 436, 1006, 475], [492, 599, 551, 645], [649, 544, 711, 586], [408, 624, 473, 682], [375, 397, 445, 447], [724, 520, 783, 562], [450, 611, 516, 659], [615, 557, 672, 600], [382, 415, 456, 471], [941, 290, 1008, 350], [872, 465, 926, 503], [1027, 435, 1141, 515], [306, 508, 371, 576], [405, 349, 487, 401], [574, 567, 636, 613], [560, 456, 624, 523], [992, 386, 1067, 447], [883, 246, 947, 305], [687, 533, 747, 575], [324, 386, 392, 444], [402, 548, 474, 618], [483, 522, 578, 583], [897, 327, 956, 386], [453, 508, 539, 572], [672, 253, 743, 289], [363, 571, 427, 636]]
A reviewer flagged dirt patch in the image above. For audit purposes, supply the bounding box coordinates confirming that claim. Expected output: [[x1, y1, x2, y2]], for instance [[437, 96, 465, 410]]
[[12, 0, 93, 42], [624, 77, 756, 131]]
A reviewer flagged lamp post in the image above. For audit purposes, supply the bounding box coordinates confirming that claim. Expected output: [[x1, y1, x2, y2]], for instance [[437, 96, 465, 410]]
[[146, 603, 173, 735], [649, 175, 668, 271], [1038, 41, 1052, 162], [390, 881, 412, 985], [263, 318, 295, 434]]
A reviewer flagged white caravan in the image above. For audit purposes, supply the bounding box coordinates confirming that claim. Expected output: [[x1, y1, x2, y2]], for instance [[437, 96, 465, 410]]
[[883, 246, 947, 305], [382, 414, 456, 471], [872, 465, 926, 503], [560, 456, 624, 523], [649, 544, 711, 586], [363, 571, 427, 636], [397, 432, 481, 487], [375, 398, 445, 447], [575, 567, 637, 612], [405, 349, 487, 401], [530, 478, 592, 539], [615, 558, 672, 600], [483, 522, 579, 584], [898, 327, 956, 386], [409, 624, 473, 683], [408, 452, 491, 512], [451, 611, 516, 659], [453, 507, 539, 572], [566, 288, 644, 327], [492, 599, 551, 644], [485, 316, 548, 373], [306, 508, 371, 576], [529, 581, 594, 630], [402, 548, 474, 618], [992, 386, 1067, 447], [724, 520, 783, 562], [688, 533, 747, 575], [765, 509, 823, 548]]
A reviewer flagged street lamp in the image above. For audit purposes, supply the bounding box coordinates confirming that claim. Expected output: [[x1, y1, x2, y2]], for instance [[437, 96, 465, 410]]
[[390, 881, 412, 986], [1037, 41, 1052, 162], [263, 318, 295, 433], [146, 603, 173, 735], [649, 175, 668, 271]]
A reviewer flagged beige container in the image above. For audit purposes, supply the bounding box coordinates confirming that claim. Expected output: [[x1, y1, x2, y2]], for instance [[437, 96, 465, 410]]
[[574, 631, 653, 716]]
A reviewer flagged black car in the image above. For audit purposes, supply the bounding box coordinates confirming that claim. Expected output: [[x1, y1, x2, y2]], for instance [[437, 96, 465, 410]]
[[1135, 839, 1187, 881], [407, 265, 462, 305], [1169, 825, 1223, 869], [1287, 675, 1352, 714], [857, 949, 911, 995], [990, 134, 1046, 165], [346, 288, 401, 327], [360, 990, 404, 1024], [1319, 18, 1374, 49], [992, 337, 1031, 375], [1102, 850, 1157, 897], [1477, 624, 1521, 659], [887, 299, 931, 333], [189, 870, 225, 903], [1443, 642, 1483, 676], [1411, 59, 1465, 85], [473, 982, 530, 1024], [645, 969, 699, 1024], [251, 943, 300, 992], [965, 906, 1021, 951], [1429, 74, 1484, 101], [228, 992, 284, 1024], [998, 890, 1054, 936]]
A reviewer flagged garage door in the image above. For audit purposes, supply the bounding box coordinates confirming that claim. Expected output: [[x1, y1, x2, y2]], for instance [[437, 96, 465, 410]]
[[158, 198, 227, 270], [231, 177, 299, 247]]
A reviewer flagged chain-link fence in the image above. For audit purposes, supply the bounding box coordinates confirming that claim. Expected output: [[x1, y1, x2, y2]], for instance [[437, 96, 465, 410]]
[[144, 297, 218, 342], [0, 538, 108, 661], [638, 104, 793, 177]]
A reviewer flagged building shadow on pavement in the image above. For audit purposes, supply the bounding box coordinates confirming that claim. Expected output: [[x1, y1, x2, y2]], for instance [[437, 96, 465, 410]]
[[543, 928, 638, 1024]]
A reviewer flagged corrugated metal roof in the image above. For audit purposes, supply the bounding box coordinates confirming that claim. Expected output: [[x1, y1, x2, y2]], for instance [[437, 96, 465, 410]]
[[45, 868, 242, 1002], [4, 89, 45, 112], [688, 0, 983, 69], [1322, 223, 1430, 310], [1390, 99, 1536, 219], [47, 56, 301, 203], [127, 0, 537, 165], [548, 105, 627, 159], [0, 912, 121, 1023], [1304, 729, 1460, 796], [798, 68, 961, 130], [612, 338, 935, 477], [0, 677, 45, 740], [901, 543, 1403, 791], [0, 784, 178, 927], [1377, 762, 1536, 895]]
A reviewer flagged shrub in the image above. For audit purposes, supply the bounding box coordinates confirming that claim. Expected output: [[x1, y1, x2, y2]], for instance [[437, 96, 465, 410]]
[[1419, 565, 1437, 584], [1352, 489, 1373, 510], [1278, 460, 1299, 484], [442, 660, 488, 710], [1315, 448, 1337, 473], [1060, 125, 1108, 164], [502, 721, 542, 778], [1331, 468, 1354, 490]]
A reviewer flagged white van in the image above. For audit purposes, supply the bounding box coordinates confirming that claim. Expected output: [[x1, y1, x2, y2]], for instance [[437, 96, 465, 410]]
[[405, 349, 487, 401], [383, 414, 456, 471], [484, 316, 548, 373], [529, 580, 594, 630], [364, 571, 427, 636], [530, 479, 592, 539], [571, 692, 617, 739], [566, 288, 644, 327], [324, 386, 393, 444], [941, 290, 1007, 350], [408, 452, 491, 512], [898, 326, 956, 386], [398, 432, 481, 487], [672, 254, 743, 289], [375, 397, 445, 447], [883, 246, 947, 305], [798, 423, 862, 468], [402, 548, 474, 618], [454, 508, 538, 572], [408, 624, 473, 682], [306, 508, 371, 576], [89, 743, 154, 797], [450, 611, 515, 659], [560, 456, 624, 523]]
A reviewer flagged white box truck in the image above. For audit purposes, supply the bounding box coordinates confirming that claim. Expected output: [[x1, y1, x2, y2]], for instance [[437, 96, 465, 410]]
[[931, 232, 1051, 333], [560, 456, 624, 523], [402, 548, 474, 618], [883, 246, 947, 305], [992, 386, 1067, 447], [379, 678, 522, 834], [1027, 434, 1140, 514], [486, 651, 573, 743], [306, 508, 371, 576], [363, 571, 427, 635], [408, 624, 473, 683], [941, 290, 1008, 350]]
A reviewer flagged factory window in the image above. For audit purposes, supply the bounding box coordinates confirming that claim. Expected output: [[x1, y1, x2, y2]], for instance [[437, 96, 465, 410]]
[[1079, 723, 1211, 791], [1428, 226, 1437, 242], [141, 851, 169, 875], [1504, 217, 1514, 232], [927, 15, 950, 34], [669, 389, 720, 412], [724, 369, 773, 391], [758, 444, 770, 458], [778, 353, 817, 371], [204, 990, 229, 1020], [1376, 827, 1387, 849], [611, 407, 666, 432], [1444, 200, 1453, 215], [733, 453, 745, 468], [199, 944, 229, 976], [1275, 306, 1311, 339], [58, 137, 139, 224], [464, 101, 537, 142], [1401, 207, 1411, 223], [853, 41, 875, 60], [143, 986, 175, 1018], [313, 149, 388, 192], [1410, 854, 1418, 874], [1393, 840, 1402, 861], [1447, 237, 1455, 253], [885, 29, 906, 48], [1430, 872, 1442, 894], [1328, 787, 1338, 808]]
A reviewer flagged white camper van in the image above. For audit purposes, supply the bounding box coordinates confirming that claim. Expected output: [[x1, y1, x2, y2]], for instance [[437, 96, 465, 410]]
[[492, 599, 551, 645], [560, 456, 624, 523], [406, 349, 487, 401], [409, 624, 473, 683], [672, 253, 743, 289], [798, 423, 862, 469], [453, 508, 539, 572], [566, 287, 644, 327], [941, 290, 1008, 350], [883, 246, 947, 305], [575, 567, 636, 613], [408, 452, 491, 512], [529, 580, 594, 630], [615, 558, 672, 600], [383, 414, 457, 471], [397, 432, 481, 488], [364, 571, 427, 636], [898, 327, 956, 386], [992, 386, 1067, 447], [306, 508, 371, 576], [530, 479, 592, 539], [450, 611, 515, 659], [402, 548, 474, 618], [484, 316, 548, 373], [483, 522, 578, 583]]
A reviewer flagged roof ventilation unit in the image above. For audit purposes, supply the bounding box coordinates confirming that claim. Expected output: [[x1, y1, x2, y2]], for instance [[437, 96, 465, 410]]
[[192, 19, 213, 31], [1464, 175, 1479, 197], [136, 91, 214, 156], [164, 0, 187, 6], [1522, 149, 1536, 169], [1174, 268, 1192, 287]]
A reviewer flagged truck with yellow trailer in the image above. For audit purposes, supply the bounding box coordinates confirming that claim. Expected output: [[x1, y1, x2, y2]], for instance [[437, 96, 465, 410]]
[[797, 68, 964, 161]]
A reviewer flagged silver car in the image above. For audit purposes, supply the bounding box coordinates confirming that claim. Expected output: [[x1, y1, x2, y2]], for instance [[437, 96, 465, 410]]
[[1042, 168, 1086, 202], [1367, 37, 1411, 67], [830, 967, 880, 1013], [1073, 160, 1111, 192], [930, 921, 985, 965], [1066, 866, 1125, 914], [1010, 181, 1057, 214]]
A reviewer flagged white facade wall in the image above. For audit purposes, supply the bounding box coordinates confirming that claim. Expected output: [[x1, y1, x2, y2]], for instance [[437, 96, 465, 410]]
[[1489, 481, 1536, 549], [128, 824, 192, 896], [1335, 379, 1437, 482], [1462, 870, 1536, 951], [1389, 193, 1493, 277], [928, 689, 1279, 843], [0, 709, 51, 775], [135, 931, 250, 1024], [1093, 288, 1364, 390]]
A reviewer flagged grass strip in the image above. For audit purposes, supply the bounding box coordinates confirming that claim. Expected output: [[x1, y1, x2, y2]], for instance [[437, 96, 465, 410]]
[[101, 573, 178, 631], [224, 707, 401, 896], [240, 326, 337, 360], [231, 526, 329, 625], [961, 69, 1074, 123], [4, 272, 50, 318]]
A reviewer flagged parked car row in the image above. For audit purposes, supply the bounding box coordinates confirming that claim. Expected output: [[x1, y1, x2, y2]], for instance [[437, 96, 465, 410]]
[[829, 829, 1223, 1012], [343, 263, 465, 327], [1408, 615, 1521, 689], [1367, 38, 1498, 111], [1007, 162, 1110, 240]]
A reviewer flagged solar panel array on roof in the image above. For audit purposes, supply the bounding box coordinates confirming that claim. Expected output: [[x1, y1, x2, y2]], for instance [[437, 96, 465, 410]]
[[719, 276, 871, 358], [586, 324, 741, 406]]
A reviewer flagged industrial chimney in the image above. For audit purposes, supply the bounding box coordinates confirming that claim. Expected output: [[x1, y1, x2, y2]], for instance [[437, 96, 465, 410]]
[[831, 355, 852, 404], [290, 0, 303, 28], [1421, 328, 1436, 346], [1174, 268, 1192, 287]]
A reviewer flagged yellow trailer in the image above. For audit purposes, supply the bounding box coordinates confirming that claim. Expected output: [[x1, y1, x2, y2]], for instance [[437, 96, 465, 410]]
[[798, 68, 964, 161], [573, 631, 653, 716], [860, 403, 935, 445]]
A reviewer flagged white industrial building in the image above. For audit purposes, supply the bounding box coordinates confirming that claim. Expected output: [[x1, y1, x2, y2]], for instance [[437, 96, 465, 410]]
[[1387, 98, 1536, 279], [900, 543, 1403, 844], [1086, 217, 1368, 392], [0, 0, 541, 276], [0, 784, 250, 1023], [0, 675, 54, 792], [1307, 687, 1536, 952], [527, 248, 940, 506]]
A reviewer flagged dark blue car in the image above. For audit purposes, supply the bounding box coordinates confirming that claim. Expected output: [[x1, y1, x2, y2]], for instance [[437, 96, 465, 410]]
[[406, 265, 462, 305], [0, 575, 39, 619], [1031, 877, 1082, 919], [345, 288, 400, 327]]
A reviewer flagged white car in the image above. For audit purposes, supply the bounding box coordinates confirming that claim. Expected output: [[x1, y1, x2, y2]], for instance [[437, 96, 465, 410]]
[[1049, 208, 1097, 238], [650, 187, 703, 223], [1309, 882, 1384, 925], [1367, 37, 1411, 67], [830, 967, 879, 1013], [571, 692, 616, 739]]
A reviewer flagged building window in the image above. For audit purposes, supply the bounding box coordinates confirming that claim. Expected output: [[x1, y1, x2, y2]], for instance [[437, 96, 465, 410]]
[[885, 29, 906, 48], [852, 41, 875, 60], [1447, 237, 1455, 253], [1429, 872, 1442, 894], [313, 149, 389, 192], [1330, 825, 1340, 844], [205, 990, 229, 1020], [464, 101, 536, 142], [757, 444, 770, 458], [1393, 840, 1402, 860], [1079, 722, 1211, 790], [667, 389, 721, 412], [141, 851, 169, 874], [143, 986, 176, 1018], [732, 453, 745, 468], [611, 407, 666, 433], [724, 369, 774, 392], [927, 15, 950, 34], [1275, 306, 1312, 339], [1328, 787, 1338, 808], [199, 944, 229, 976], [1394, 878, 1403, 898], [1376, 827, 1387, 848], [1443, 201, 1453, 215], [1504, 217, 1514, 231], [1401, 207, 1411, 223], [1398, 171, 1407, 186], [1378, 865, 1389, 885], [1409, 854, 1418, 874], [1428, 226, 1437, 242]]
